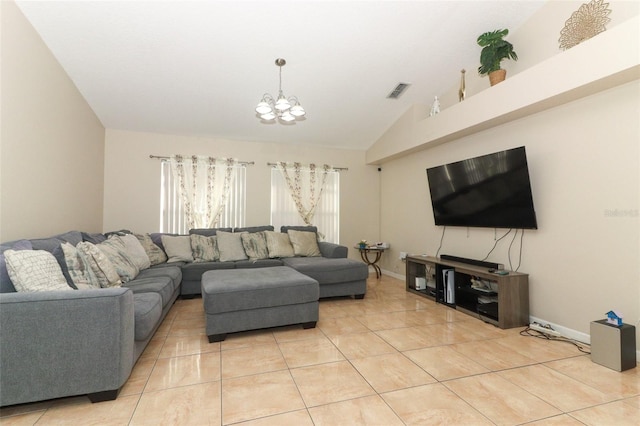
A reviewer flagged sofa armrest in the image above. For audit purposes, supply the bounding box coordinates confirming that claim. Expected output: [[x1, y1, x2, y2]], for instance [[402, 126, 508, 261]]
[[0, 288, 135, 407], [318, 241, 348, 258]]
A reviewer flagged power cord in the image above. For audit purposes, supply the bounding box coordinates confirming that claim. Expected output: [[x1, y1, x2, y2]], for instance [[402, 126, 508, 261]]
[[520, 324, 591, 354], [435, 226, 446, 258], [482, 229, 512, 261], [515, 229, 524, 272]]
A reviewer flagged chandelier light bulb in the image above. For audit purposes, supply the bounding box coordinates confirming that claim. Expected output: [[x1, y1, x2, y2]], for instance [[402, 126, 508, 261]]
[[255, 58, 305, 124], [290, 104, 305, 117], [255, 100, 272, 115], [275, 95, 291, 112], [260, 111, 276, 121], [280, 111, 295, 122]]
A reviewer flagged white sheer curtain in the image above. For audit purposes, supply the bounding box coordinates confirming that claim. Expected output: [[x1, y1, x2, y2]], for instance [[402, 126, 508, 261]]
[[271, 163, 340, 243], [169, 155, 238, 230], [160, 161, 245, 233]]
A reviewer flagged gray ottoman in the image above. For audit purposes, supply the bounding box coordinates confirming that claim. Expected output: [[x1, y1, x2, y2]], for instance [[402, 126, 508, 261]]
[[202, 266, 319, 342]]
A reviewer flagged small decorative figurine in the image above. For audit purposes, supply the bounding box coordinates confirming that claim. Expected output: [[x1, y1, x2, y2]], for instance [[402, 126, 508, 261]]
[[458, 69, 466, 102], [429, 96, 440, 117]]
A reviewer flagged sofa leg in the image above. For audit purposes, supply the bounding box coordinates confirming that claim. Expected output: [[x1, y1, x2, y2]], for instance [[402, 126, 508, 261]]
[[208, 333, 226, 343], [88, 389, 119, 403], [302, 321, 317, 329], [354, 294, 365, 299]]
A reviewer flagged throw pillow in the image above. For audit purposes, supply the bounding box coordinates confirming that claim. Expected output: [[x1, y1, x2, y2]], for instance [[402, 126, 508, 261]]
[[61, 242, 99, 288], [116, 234, 151, 270], [0, 240, 32, 293], [135, 233, 168, 265], [98, 238, 139, 283], [4, 249, 73, 292], [216, 231, 248, 262], [161, 235, 194, 263], [288, 230, 321, 257], [264, 231, 295, 258], [241, 232, 269, 260], [76, 242, 122, 288], [190, 234, 219, 262]]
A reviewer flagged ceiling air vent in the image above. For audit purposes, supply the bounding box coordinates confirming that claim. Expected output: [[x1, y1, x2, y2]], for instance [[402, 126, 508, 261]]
[[387, 82, 411, 99]]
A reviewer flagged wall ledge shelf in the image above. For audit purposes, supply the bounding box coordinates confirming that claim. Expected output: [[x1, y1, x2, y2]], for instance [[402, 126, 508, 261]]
[[366, 16, 640, 165]]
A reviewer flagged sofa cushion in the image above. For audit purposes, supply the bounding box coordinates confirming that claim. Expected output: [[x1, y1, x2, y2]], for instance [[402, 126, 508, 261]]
[[135, 233, 168, 266], [181, 261, 235, 283], [29, 232, 84, 288], [161, 235, 194, 263], [133, 292, 162, 341], [124, 276, 175, 308], [233, 225, 274, 233], [116, 234, 151, 271], [217, 231, 248, 262], [149, 232, 179, 252], [288, 230, 321, 257], [234, 259, 284, 268], [189, 228, 232, 237], [190, 234, 219, 262], [282, 257, 368, 285], [264, 231, 295, 258], [81, 232, 107, 244], [76, 242, 122, 288], [240, 232, 269, 260], [97, 238, 139, 283], [29, 231, 83, 252], [61, 242, 100, 289], [0, 240, 32, 293], [280, 226, 318, 234], [135, 266, 182, 293], [4, 249, 73, 292]]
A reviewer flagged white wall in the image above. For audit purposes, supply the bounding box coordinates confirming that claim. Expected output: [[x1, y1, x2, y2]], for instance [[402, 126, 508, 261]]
[[103, 129, 380, 261], [438, 0, 640, 110], [0, 1, 105, 241], [378, 80, 639, 338], [373, 0, 640, 340]]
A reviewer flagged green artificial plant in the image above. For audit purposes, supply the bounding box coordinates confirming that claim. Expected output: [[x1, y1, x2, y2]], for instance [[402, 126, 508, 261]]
[[477, 29, 518, 75]]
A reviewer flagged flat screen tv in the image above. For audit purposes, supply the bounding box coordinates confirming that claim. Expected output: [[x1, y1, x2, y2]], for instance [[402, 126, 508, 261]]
[[426, 146, 538, 229]]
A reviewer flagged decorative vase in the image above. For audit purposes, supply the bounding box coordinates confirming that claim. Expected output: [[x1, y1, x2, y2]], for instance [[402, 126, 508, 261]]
[[358, 243, 367, 249], [489, 69, 507, 86], [458, 69, 466, 102]]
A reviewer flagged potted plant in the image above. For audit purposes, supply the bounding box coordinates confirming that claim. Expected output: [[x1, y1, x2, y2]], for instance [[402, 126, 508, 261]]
[[477, 29, 518, 86]]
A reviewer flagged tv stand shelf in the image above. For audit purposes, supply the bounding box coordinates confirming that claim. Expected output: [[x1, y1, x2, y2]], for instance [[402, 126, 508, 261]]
[[406, 255, 529, 329]]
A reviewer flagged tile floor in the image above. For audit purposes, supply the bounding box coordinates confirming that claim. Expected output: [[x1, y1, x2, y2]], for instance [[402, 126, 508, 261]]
[[1, 274, 638, 425]]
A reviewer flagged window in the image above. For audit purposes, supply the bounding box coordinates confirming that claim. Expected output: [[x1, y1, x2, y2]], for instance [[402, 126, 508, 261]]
[[160, 161, 246, 233], [270, 168, 340, 243]]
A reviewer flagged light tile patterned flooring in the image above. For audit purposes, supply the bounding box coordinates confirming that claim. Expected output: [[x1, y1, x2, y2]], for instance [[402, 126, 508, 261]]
[[1, 274, 639, 425]]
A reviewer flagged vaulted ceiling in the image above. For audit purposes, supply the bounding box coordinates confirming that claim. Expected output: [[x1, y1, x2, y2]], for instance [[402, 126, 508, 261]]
[[16, 1, 545, 150]]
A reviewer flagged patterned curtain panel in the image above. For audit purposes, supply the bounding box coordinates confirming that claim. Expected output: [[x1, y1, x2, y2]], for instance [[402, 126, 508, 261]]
[[170, 155, 237, 229], [277, 162, 331, 227]]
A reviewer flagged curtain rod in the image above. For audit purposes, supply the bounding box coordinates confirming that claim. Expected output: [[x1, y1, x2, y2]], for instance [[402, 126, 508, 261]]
[[149, 155, 254, 166], [266, 162, 348, 171]]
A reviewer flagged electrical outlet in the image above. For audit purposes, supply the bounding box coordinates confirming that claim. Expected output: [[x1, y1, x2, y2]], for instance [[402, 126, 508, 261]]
[[399, 252, 407, 260], [529, 323, 562, 337]]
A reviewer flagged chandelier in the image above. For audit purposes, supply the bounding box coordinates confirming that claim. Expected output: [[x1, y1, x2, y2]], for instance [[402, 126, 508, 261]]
[[255, 58, 306, 123]]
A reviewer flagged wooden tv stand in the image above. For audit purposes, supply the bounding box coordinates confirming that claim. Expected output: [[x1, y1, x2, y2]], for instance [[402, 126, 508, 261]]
[[406, 255, 529, 329]]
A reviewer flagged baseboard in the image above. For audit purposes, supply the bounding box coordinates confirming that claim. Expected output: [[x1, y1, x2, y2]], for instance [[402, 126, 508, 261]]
[[528, 316, 590, 344], [529, 315, 640, 361], [382, 274, 640, 361], [379, 269, 404, 281]]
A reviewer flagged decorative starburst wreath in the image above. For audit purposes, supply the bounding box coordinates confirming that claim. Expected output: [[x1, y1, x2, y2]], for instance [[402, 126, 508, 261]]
[[559, 0, 612, 50]]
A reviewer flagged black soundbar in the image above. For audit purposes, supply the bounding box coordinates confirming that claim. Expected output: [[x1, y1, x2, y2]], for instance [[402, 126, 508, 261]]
[[440, 254, 504, 270]]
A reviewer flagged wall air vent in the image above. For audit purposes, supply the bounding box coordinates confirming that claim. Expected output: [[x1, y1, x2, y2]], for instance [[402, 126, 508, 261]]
[[387, 83, 411, 99]]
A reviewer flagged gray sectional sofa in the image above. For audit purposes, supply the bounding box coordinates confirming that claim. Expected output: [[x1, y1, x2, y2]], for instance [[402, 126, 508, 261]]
[[0, 225, 367, 407]]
